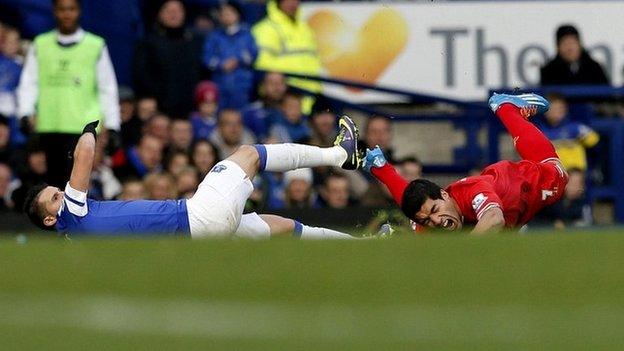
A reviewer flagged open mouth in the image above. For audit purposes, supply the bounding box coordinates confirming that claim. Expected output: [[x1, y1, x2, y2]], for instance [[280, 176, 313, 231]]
[[442, 219, 453, 229]]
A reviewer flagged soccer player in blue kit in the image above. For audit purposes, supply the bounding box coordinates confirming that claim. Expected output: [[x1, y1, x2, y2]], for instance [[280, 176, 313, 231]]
[[24, 117, 361, 239]]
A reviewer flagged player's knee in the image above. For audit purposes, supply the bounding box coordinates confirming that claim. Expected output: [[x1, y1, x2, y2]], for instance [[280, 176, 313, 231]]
[[235, 145, 259, 161], [259, 214, 295, 236]]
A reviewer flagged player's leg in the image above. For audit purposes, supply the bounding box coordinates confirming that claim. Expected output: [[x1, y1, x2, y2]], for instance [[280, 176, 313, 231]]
[[233, 213, 354, 239], [488, 93, 559, 163], [187, 116, 360, 238]]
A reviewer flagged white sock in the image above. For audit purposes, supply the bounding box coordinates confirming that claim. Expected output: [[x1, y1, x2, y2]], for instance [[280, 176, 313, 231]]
[[294, 221, 354, 240], [255, 144, 347, 172]]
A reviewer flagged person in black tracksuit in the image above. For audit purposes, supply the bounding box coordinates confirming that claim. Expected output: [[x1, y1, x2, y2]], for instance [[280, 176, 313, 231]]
[[133, 0, 203, 119], [540, 24, 610, 86]]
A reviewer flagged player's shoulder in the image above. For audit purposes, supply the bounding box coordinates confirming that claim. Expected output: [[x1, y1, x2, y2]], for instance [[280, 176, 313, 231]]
[[447, 175, 493, 193]]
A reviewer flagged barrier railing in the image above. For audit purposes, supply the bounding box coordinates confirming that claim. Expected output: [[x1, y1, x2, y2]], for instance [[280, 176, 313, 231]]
[[273, 71, 492, 174]]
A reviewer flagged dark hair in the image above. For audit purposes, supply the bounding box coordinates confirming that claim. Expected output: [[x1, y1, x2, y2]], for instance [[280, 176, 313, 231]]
[[218, 108, 242, 122], [52, 0, 81, 7], [23, 183, 55, 231], [396, 156, 422, 167], [221, 1, 243, 17], [556, 24, 580, 45], [283, 89, 303, 101], [546, 92, 566, 104], [401, 179, 443, 220], [365, 115, 391, 133]]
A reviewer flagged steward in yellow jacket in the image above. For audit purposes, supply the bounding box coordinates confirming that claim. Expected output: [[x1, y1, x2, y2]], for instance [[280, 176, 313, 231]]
[[252, 0, 321, 113]]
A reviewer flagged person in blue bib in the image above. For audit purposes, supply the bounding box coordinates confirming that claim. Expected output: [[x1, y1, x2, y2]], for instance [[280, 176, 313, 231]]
[[23, 117, 362, 239]]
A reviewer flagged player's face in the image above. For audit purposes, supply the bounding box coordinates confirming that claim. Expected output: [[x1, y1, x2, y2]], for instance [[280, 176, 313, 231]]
[[413, 191, 463, 231], [54, 0, 80, 35], [38, 186, 64, 225]]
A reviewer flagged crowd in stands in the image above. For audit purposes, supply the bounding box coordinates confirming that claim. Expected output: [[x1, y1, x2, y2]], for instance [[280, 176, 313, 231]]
[[0, 0, 616, 230]]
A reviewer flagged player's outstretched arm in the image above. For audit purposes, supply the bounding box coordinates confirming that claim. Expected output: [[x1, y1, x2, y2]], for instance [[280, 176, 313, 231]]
[[69, 121, 99, 192], [364, 146, 408, 206], [471, 207, 505, 235]]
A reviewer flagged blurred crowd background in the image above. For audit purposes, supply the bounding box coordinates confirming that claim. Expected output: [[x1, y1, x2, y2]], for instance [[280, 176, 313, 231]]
[[0, 0, 615, 231]]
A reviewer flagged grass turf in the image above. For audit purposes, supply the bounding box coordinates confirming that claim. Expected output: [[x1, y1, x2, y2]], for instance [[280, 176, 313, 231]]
[[1, 231, 624, 350]]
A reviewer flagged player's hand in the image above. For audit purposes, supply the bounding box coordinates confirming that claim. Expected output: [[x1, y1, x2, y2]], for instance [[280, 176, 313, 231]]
[[363, 145, 387, 172], [82, 120, 99, 139]]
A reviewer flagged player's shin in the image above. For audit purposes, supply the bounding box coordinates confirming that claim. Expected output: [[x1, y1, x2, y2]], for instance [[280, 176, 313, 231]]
[[254, 144, 346, 172], [292, 220, 355, 239]]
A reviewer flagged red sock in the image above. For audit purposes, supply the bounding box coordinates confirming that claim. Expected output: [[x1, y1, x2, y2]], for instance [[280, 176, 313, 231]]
[[371, 163, 408, 206], [496, 104, 558, 162]]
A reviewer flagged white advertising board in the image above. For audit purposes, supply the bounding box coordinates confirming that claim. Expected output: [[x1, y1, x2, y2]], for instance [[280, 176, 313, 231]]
[[301, 1, 624, 102]]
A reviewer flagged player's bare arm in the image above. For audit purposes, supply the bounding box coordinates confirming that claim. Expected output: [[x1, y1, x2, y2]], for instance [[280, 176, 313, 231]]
[[69, 120, 99, 192], [471, 207, 505, 235]]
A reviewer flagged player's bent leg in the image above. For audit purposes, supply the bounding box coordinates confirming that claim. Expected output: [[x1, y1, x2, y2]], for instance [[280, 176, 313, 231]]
[[252, 116, 361, 172], [488, 93, 558, 163], [226, 144, 261, 180], [187, 160, 254, 238]]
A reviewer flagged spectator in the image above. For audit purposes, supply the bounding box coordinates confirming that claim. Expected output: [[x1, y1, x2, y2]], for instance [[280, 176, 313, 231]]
[[242, 71, 287, 140], [89, 137, 122, 200], [11, 138, 47, 210], [143, 113, 171, 147], [203, 1, 258, 109], [144, 172, 177, 200], [165, 151, 190, 177], [319, 173, 352, 209], [191, 139, 219, 177], [306, 101, 337, 148], [192, 10, 215, 40], [536, 168, 592, 229], [283, 168, 315, 209], [270, 90, 310, 143], [361, 115, 396, 163], [119, 87, 143, 147], [396, 156, 422, 181], [176, 166, 199, 198], [169, 119, 193, 153], [557, 168, 593, 227], [133, 0, 203, 118], [114, 135, 163, 180], [118, 179, 146, 200], [540, 24, 609, 86], [1, 26, 22, 62], [136, 96, 158, 121], [209, 108, 256, 158], [538, 94, 599, 171], [17, 0, 120, 187], [252, 0, 322, 113], [0, 116, 11, 164], [190, 81, 219, 140], [0, 27, 22, 119], [0, 163, 13, 211]]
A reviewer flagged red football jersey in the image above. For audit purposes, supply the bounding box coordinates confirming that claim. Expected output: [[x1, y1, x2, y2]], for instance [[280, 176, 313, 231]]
[[446, 159, 568, 228]]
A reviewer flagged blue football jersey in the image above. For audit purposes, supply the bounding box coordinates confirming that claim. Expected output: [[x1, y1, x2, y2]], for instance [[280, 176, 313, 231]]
[[56, 183, 190, 236]]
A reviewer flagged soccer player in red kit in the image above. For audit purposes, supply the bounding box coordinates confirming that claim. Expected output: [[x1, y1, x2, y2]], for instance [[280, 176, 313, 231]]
[[364, 93, 569, 234]]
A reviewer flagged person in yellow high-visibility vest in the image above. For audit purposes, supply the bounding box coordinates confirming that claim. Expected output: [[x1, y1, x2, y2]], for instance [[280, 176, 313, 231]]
[[17, 0, 120, 187], [252, 0, 321, 114]]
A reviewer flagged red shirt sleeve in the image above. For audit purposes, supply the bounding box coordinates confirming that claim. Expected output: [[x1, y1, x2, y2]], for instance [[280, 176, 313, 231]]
[[447, 177, 504, 223]]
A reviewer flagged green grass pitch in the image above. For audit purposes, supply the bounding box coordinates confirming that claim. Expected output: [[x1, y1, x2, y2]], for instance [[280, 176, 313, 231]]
[[1, 231, 624, 350]]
